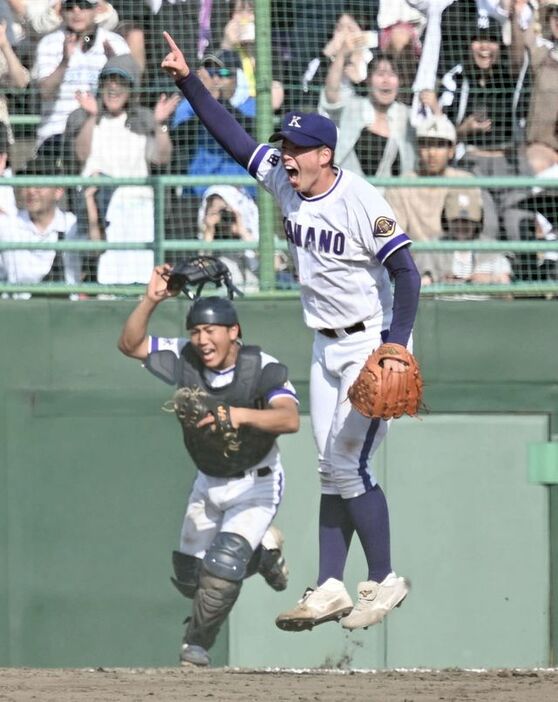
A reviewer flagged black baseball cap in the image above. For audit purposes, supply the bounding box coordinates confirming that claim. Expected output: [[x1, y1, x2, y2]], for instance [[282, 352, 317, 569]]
[[200, 50, 241, 75], [269, 111, 337, 151], [469, 12, 501, 42]]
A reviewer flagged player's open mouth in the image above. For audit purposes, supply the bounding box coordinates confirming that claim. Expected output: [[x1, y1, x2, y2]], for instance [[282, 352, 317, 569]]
[[199, 348, 216, 362], [285, 165, 299, 184]]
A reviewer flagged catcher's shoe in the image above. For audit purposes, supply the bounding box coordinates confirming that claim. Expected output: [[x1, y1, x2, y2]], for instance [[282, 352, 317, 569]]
[[340, 572, 410, 631], [275, 578, 353, 631], [180, 643, 210, 667], [259, 525, 289, 592]]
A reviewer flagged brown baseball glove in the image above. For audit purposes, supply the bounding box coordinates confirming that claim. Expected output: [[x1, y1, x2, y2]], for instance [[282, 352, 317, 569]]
[[348, 343, 423, 420], [172, 386, 241, 458]]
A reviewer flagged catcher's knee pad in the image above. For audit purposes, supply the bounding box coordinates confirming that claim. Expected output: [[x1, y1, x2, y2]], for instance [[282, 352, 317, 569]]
[[185, 568, 242, 650], [203, 532, 253, 582], [171, 551, 202, 599]]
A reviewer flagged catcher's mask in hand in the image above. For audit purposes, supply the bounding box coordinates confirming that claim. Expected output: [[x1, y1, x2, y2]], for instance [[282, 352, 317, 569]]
[[165, 256, 243, 299]]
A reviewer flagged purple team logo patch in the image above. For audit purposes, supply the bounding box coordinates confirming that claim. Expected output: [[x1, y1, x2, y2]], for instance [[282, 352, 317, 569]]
[[373, 216, 396, 237]]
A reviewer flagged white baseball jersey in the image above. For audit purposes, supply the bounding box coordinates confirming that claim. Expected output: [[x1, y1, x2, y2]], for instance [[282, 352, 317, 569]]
[[247, 147, 411, 330]]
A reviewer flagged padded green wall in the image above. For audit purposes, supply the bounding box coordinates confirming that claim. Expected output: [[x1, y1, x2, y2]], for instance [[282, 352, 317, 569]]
[[0, 298, 557, 668]]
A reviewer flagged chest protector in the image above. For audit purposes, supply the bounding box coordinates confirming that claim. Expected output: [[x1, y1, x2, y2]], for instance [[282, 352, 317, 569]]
[[177, 344, 288, 478]]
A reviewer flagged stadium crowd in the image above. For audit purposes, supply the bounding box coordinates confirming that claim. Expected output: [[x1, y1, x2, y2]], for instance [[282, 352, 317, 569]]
[[0, 0, 556, 290]]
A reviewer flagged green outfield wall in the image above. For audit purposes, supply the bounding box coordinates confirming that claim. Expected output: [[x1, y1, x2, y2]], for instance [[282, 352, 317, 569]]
[[0, 298, 557, 669]]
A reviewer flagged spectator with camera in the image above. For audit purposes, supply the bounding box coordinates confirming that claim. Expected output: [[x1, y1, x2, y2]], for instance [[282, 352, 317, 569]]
[[32, 0, 129, 164], [197, 184, 259, 292], [170, 49, 257, 236]]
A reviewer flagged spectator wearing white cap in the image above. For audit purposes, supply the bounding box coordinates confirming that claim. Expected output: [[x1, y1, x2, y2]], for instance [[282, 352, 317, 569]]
[[385, 114, 481, 241]]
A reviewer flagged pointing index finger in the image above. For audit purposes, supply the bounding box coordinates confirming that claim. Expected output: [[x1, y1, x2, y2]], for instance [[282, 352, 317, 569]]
[[163, 31, 179, 52]]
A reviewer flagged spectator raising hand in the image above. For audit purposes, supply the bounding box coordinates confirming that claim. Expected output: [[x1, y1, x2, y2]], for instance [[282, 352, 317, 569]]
[[322, 13, 374, 86], [75, 89, 98, 116], [153, 92, 181, 126]]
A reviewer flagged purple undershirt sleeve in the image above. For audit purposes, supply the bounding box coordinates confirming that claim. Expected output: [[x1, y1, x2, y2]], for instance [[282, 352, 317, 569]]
[[382, 246, 421, 347], [176, 74, 258, 169]]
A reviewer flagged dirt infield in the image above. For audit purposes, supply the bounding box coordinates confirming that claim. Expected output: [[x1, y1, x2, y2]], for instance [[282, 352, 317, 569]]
[[1, 667, 558, 702]]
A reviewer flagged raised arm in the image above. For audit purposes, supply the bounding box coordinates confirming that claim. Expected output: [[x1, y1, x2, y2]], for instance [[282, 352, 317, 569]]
[[117, 264, 178, 360], [161, 32, 257, 168]]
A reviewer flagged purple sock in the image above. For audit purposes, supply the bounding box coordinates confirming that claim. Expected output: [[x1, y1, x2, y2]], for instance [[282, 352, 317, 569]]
[[317, 494, 354, 585], [345, 485, 392, 583]]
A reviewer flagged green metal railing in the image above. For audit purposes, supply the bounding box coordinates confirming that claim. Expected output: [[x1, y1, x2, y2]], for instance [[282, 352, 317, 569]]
[[2, 0, 557, 298], [1, 174, 557, 297]]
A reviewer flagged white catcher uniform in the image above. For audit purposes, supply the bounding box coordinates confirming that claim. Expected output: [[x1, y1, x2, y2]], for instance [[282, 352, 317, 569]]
[[247, 150, 412, 498], [148, 336, 297, 556]]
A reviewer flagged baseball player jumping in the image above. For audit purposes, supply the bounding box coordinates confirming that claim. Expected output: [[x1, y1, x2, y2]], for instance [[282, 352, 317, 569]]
[[161, 33, 421, 632], [118, 265, 299, 665]]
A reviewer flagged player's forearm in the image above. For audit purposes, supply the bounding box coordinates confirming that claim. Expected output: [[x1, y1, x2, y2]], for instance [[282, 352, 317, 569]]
[[232, 403, 299, 435], [383, 247, 421, 347], [175, 73, 257, 168], [117, 297, 159, 359]]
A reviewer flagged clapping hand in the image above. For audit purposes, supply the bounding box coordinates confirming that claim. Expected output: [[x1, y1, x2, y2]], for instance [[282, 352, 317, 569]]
[[154, 92, 180, 123], [75, 90, 98, 116], [161, 32, 190, 80], [64, 31, 80, 61]]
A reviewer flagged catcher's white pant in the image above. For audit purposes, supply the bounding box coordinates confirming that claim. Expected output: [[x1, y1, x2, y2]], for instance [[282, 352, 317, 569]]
[[179, 459, 285, 558], [310, 321, 390, 499]]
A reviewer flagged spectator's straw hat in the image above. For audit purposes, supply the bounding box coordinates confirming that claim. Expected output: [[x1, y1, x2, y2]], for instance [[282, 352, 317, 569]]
[[416, 115, 456, 145], [444, 190, 483, 223]]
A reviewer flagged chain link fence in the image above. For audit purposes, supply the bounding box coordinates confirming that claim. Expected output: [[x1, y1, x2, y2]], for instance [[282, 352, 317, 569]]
[[0, 0, 556, 298]]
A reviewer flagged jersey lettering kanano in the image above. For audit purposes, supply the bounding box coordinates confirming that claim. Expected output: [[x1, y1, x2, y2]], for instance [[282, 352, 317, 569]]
[[248, 145, 412, 330]]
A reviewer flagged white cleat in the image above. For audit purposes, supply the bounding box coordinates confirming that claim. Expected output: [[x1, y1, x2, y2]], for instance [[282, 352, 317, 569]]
[[275, 578, 353, 631], [340, 572, 410, 630]]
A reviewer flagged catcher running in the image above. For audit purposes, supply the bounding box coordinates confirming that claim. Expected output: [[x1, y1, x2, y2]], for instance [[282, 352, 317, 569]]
[[118, 263, 299, 667], [161, 32, 423, 633]]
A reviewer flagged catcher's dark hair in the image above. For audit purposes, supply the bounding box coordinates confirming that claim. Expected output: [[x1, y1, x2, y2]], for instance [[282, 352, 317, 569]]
[[186, 296, 241, 336]]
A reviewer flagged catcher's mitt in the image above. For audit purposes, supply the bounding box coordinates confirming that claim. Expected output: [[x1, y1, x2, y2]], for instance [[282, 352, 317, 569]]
[[172, 386, 241, 458], [348, 343, 423, 420]]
